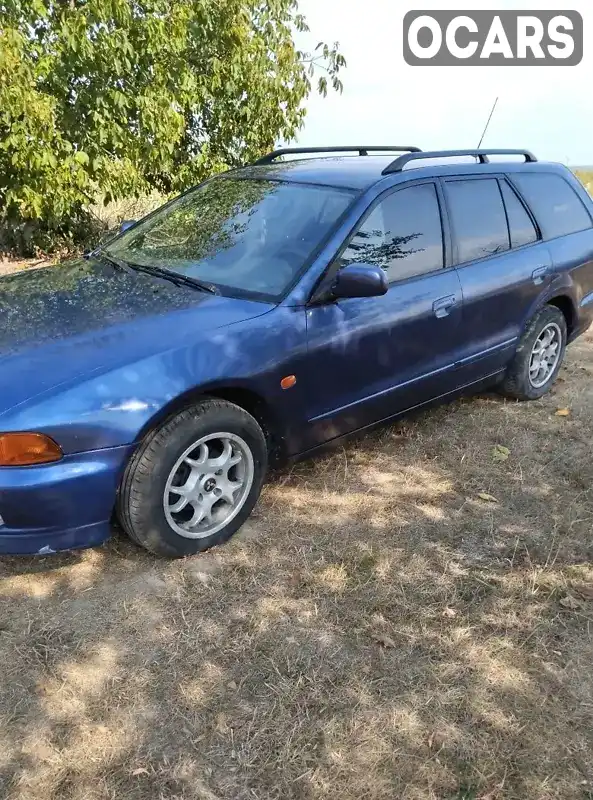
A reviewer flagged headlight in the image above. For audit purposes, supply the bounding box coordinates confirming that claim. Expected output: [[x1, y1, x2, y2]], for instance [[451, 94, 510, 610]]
[[0, 433, 63, 466]]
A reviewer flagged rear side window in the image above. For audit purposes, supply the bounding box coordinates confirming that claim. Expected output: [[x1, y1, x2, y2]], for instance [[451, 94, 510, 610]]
[[341, 183, 444, 282], [512, 173, 593, 239], [445, 179, 510, 264], [500, 180, 539, 248]]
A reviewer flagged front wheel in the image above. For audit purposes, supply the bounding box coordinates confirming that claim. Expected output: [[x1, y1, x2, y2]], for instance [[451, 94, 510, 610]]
[[118, 399, 267, 557], [500, 305, 567, 400]]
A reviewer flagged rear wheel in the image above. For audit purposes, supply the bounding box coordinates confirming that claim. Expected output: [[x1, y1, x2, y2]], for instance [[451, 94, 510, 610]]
[[500, 305, 567, 400], [118, 398, 267, 557]]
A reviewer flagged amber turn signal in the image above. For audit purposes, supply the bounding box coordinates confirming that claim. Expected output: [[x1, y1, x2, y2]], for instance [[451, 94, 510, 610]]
[[0, 433, 63, 466]]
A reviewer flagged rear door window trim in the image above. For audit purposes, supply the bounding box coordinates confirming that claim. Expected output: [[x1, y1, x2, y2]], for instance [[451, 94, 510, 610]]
[[440, 174, 512, 268], [498, 176, 542, 249]]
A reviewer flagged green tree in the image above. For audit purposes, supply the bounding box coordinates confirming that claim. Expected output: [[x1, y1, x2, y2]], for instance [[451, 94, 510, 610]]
[[0, 0, 345, 253]]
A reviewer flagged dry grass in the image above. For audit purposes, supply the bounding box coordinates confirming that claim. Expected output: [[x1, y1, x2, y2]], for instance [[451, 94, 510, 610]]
[[0, 193, 164, 270], [0, 335, 592, 799], [1, 241, 593, 797], [575, 170, 593, 198], [86, 192, 165, 233], [0, 257, 54, 277]]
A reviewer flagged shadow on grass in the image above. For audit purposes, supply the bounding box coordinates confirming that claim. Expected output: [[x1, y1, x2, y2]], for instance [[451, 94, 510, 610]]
[[1, 340, 593, 800]]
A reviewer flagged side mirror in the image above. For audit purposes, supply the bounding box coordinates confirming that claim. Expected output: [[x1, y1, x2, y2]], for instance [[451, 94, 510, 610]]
[[119, 219, 137, 234], [331, 263, 388, 300]]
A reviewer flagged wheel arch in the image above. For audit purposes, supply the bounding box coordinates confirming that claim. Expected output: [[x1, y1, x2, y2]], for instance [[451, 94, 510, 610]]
[[546, 294, 577, 338], [133, 383, 287, 463]]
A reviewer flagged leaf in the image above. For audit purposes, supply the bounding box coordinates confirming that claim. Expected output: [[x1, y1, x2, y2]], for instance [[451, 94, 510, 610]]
[[374, 633, 396, 648], [31, 0, 48, 16], [2, 0, 346, 250], [492, 445, 510, 462], [555, 408, 571, 417], [573, 583, 593, 601], [477, 492, 498, 503], [559, 594, 582, 610]]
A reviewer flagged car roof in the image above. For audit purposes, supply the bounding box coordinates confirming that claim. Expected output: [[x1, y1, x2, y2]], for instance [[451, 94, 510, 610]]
[[229, 157, 395, 191], [229, 155, 570, 193]]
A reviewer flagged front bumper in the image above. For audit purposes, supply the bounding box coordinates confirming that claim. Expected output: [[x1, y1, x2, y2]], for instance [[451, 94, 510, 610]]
[[0, 445, 134, 555]]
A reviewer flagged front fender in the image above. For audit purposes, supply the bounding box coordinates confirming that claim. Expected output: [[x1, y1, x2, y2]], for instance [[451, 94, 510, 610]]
[[0, 307, 309, 454]]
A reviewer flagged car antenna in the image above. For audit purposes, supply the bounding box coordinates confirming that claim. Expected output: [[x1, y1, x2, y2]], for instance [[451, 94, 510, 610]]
[[477, 96, 499, 149]]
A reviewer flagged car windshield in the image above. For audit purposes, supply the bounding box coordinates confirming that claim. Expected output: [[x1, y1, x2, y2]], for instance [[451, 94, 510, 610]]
[[106, 178, 353, 300]]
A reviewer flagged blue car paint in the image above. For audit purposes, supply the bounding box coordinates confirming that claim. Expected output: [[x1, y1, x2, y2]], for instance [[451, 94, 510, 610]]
[[302, 267, 464, 444], [0, 260, 275, 414], [1, 157, 593, 555], [0, 446, 133, 554]]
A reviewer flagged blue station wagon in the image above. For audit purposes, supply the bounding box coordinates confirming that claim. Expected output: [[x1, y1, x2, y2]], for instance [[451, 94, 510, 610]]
[[1, 146, 593, 556]]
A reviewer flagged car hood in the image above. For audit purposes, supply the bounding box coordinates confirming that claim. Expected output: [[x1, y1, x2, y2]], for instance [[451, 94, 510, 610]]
[[0, 259, 273, 416]]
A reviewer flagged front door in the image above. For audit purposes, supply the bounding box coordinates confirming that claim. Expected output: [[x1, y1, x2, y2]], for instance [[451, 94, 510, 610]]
[[302, 181, 465, 451]]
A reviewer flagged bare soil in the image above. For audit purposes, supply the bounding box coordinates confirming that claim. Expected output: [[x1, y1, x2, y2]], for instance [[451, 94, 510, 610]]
[[0, 261, 592, 799], [0, 258, 54, 277]]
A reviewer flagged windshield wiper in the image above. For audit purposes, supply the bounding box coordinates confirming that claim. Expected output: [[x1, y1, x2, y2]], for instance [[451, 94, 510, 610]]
[[89, 248, 136, 275], [125, 262, 220, 295], [89, 248, 219, 295]]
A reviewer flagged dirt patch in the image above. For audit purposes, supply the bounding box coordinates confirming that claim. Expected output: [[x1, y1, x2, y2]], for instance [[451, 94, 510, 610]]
[[0, 258, 54, 277], [1, 333, 593, 799]]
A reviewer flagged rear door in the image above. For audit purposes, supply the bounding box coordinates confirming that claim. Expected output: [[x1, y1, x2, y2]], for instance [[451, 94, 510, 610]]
[[442, 175, 552, 381], [510, 171, 593, 328], [302, 180, 465, 451]]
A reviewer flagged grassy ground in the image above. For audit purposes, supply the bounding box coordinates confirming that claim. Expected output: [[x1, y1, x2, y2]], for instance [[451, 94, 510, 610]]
[[0, 316, 592, 798], [574, 170, 593, 198]]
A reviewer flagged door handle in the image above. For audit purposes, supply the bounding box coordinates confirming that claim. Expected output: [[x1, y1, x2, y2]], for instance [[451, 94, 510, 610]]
[[432, 295, 457, 319], [532, 266, 549, 285]]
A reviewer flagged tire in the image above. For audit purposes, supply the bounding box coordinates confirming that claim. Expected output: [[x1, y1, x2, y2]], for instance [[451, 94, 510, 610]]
[[118, 398, 267, 557], [500, 305, 567, 401]]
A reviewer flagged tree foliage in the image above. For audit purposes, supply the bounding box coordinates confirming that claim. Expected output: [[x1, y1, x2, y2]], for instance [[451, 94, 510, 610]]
[[0, 0, 345, 253]]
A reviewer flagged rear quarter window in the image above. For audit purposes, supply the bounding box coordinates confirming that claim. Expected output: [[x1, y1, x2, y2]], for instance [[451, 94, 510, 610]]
[[499, 180, 539, 248], [512, 173, 593, 240]]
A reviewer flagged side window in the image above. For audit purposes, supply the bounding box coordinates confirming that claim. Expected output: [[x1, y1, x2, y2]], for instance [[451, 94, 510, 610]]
[[445, 179, 510, 264], [341, 183, 444, 282], [512, 173, 593, 239], [500, 180, 539, 248]]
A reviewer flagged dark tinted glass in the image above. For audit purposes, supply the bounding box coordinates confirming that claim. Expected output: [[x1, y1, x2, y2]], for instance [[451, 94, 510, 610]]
[[500, 180, 539, 248], [512, 173, 592, 239], [341, 184, 444, 282], [108, 179, 352, 299], [446, 179, 510, 264]]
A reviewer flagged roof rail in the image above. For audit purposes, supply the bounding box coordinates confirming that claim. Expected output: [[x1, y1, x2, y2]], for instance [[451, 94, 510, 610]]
[[254, 145, 422, 165], [382, 148, 538, 175]]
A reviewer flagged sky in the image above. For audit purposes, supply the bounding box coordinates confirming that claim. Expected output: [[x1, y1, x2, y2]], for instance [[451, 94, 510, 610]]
[[294, 0, 593, 166]]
